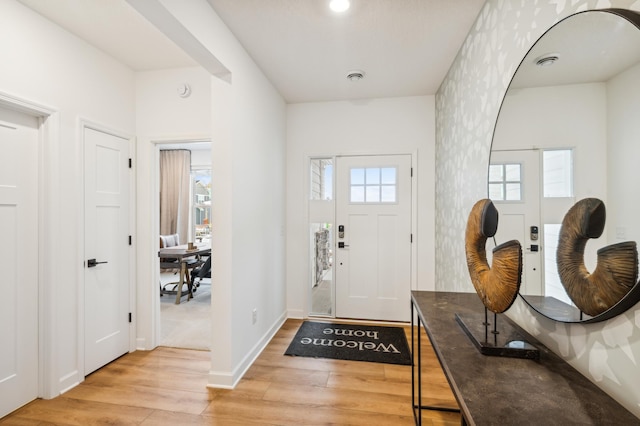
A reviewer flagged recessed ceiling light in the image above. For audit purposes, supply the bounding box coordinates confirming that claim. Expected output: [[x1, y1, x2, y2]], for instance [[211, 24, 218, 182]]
[[534, 53, 560, 67], [330, 0, 350, 13]]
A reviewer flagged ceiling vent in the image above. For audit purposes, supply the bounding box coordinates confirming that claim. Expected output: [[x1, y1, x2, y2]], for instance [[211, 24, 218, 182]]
[[534, 54, 560, 67], [347, 70, 365, 81]]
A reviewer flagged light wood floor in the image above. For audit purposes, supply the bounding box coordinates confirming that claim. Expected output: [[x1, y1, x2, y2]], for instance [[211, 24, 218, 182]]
[[0, 319, 460, 425]]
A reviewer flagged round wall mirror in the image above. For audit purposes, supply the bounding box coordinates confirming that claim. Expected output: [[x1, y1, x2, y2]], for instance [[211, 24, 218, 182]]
[[489, 9, 640, 323]]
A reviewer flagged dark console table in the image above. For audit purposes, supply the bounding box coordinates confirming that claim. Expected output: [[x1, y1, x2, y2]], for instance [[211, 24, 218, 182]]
[[411, 291, 640, 426]]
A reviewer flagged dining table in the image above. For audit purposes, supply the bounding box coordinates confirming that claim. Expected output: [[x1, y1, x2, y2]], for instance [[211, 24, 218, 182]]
[[158, 243, 211, 304]]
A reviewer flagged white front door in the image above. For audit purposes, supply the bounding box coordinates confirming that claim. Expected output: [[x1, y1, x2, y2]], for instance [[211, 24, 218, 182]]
[[490, 150, 543, 296], [335, 155, 412, 321], [0, 107, 39, 417], [84, 127, 130, 375]]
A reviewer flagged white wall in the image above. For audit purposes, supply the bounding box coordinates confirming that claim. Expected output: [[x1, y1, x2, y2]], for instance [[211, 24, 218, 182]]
[[134, 66, 211, 350], [607, 62, 640, 245], [0, 0, 135, 396], [136, 67, 212, 137], [145, 0, 288, 388], [191, 147, 212, 168], [286, 96, 435, 317]]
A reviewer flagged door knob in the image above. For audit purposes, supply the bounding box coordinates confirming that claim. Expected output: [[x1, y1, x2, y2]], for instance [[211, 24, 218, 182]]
[[87, 258, 108, 268]]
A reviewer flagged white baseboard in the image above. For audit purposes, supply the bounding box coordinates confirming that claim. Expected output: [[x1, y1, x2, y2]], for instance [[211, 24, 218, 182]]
[[287, 308, 304, 319], [135, 337, 147, 351], [58, 370, 81, 395], [207, 311, 287, 389]]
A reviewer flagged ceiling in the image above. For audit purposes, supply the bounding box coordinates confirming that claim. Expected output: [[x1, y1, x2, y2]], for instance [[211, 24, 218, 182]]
[[18, 0, 197, 71], [510, 9, 640, 90], [18, 0, 486, 103]]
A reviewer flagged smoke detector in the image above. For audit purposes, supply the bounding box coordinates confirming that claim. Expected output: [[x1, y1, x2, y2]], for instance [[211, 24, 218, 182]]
[[347, 70, 365, 81], [177, 83, 191, 98]]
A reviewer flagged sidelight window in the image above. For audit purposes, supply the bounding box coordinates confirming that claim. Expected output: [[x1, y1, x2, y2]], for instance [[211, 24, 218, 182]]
[[543, 149, 573, 198], [310, 158, 333, 201]]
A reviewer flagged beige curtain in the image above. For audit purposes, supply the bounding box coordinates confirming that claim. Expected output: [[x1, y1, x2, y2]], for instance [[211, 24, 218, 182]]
[[160, 149, 191, 243]]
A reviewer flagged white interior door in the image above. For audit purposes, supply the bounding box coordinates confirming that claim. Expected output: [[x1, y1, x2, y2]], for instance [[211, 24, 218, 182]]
[[490, 150, 542, 296], [335, 155, 412, 321], [0, 107, 39, 417], [84, 127, 130, 375]]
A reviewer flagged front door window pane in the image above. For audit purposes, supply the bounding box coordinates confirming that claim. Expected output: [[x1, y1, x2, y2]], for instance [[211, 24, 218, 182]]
[[505, 164, 521, 181], [351, 168, 365, 185], [349, 166, 398, 204], [505, 183, 521, 201], [381, 186, 396, 202], [366, 168, 380, 184], [351, 186, 365, 202], [366, 185, 380, 202], [488, 163, 522, 201], [489, 183, 504, 200], [489, 164, 503, 181], [381, 167, 396, 184]]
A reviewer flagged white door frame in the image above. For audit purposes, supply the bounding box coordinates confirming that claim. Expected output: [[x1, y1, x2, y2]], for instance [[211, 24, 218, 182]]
[[150, 137, 211, 347], [0, 91, 58, 399], [78, 119, 136, 379], [304, 151, 418, 320]]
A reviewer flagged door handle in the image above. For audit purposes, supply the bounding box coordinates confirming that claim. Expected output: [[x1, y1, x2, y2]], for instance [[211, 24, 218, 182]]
[[87, 258, 108, 268]]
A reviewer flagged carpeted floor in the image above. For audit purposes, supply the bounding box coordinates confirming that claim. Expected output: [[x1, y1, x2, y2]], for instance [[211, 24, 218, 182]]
[[160, 273, 211, 351]]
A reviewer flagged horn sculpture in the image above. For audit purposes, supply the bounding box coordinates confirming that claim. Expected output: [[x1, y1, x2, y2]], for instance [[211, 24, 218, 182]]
[[556, 198, 638, 316], [465, 199, 523, 313]]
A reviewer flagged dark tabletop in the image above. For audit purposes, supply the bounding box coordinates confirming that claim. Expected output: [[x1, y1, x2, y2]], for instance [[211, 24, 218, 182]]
[[411, 291, 640, 426]]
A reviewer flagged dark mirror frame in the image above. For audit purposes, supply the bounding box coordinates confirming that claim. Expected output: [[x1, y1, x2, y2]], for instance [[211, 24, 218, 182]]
[[490, 8, 640, 324]]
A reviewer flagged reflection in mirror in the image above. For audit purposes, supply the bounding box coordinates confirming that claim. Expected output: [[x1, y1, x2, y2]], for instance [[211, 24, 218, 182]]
[[489, 9, 640, 323]]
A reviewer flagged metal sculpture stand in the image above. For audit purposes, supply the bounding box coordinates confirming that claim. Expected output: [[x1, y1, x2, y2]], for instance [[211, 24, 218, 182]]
[[455, 307, 539, 359]]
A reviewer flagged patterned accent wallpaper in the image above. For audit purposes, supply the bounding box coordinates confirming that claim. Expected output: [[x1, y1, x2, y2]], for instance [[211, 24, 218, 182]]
[[435, 0, 640, 417]]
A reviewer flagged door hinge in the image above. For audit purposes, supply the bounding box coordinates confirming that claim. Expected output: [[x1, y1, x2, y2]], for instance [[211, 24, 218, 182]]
[[128, 235, 132, 246], [411, 167, 413, 177], [129, 312, 132, 323], [411, 234, 413, 243], [128, 158, 132, 169]]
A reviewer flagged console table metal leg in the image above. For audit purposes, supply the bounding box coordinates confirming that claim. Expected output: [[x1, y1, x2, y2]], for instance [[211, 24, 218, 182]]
[[411, 300, 461, 426], [411, 301, 422, 425]]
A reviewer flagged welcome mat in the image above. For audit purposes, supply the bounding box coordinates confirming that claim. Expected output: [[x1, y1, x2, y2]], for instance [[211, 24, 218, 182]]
[[284, 321, 412, 365]]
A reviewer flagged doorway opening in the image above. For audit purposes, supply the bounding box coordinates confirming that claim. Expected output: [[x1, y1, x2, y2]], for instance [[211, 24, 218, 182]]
[[156, 140, 212, 351]]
